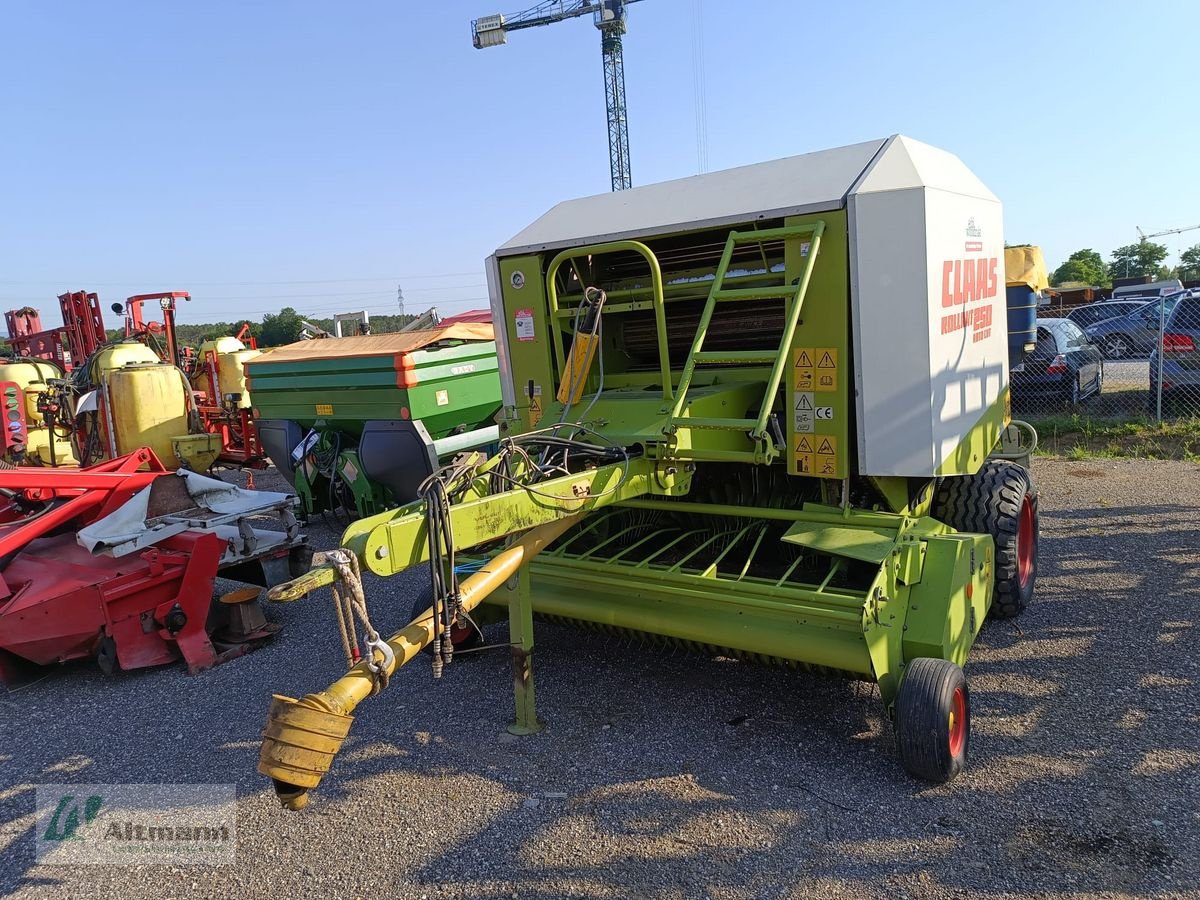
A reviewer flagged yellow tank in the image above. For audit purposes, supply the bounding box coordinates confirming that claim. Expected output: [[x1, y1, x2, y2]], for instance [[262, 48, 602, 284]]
[[23, 383, 49, 425], [107, 364, 190, 467], [25, 427, 77, 466], [193, 337, 259, 408], [0, 360, 61, 421], [91, 342, 160, 382], [0, 363, 64, 461]]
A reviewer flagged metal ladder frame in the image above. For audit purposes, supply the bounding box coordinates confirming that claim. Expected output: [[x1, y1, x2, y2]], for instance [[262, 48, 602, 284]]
[[666, 222, 826, 457]]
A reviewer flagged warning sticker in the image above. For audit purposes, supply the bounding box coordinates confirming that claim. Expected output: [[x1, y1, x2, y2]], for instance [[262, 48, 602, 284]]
[[515, 308, 535, 342], [815, 435, 838, 476], [436, 389, 449, 406], [793, 392, 814, 433], [793, 347, 814, 391], [793, 435, 815, 474], [315, 404, 333, 417], [814, 347, 838, 392], [529, 384, 543, 426]]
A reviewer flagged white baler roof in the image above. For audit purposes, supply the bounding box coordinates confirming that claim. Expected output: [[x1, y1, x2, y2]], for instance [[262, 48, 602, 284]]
[[495, 135, 997, 256]]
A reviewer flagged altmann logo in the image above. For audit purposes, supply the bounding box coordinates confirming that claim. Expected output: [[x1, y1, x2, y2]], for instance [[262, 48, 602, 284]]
[[103, 822, 232, 844], [43, 794, 104, 842], [37, 783, 237, 866]]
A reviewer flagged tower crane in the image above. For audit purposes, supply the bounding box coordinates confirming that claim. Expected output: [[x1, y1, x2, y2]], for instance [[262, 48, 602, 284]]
[[472, 1, 644, 192], [1137, 223, 1200, 242]]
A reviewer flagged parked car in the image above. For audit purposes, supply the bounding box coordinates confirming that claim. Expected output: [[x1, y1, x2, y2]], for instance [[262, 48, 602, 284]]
[[1149, 295, 1200, 413], [1011, 318, 1103, 406], [1084, 293, 1185, 359], [1065, 300, 1150, 330]]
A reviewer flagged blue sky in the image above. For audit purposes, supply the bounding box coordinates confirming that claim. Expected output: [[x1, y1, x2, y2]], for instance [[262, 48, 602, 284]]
[[2, 0, 1197, 327]]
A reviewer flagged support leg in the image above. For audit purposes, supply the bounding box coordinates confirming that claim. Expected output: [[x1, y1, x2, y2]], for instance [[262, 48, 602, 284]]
[[506, 566, 543, 735]]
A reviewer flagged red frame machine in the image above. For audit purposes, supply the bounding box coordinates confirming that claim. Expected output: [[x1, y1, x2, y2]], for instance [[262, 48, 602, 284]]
[[5, 290, 108, 372], [116, 292, 266, 469], [0, 450, 258, 685]]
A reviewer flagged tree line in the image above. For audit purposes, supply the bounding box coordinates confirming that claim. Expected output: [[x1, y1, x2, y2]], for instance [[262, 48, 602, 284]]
[[101, 308, 422, 348], [1051, 242, 1200, 288]]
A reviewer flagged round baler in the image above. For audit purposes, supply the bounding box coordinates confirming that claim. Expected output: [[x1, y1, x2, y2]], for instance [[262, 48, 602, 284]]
[[257, 135, 1038, 807]]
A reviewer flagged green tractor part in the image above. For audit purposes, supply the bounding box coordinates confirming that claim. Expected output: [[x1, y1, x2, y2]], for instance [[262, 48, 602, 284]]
[[246, 325, 502, 520], [258, 135, 1040, 807]]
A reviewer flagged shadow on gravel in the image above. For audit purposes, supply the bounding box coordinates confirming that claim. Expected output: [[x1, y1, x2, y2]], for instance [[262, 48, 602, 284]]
[[0, 487, 1196, 897]]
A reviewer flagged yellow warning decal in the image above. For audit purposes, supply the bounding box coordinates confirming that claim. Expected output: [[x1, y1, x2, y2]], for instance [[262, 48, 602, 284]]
[[815, 435, 838, 476], [315, 404, 334, 416], [793, 347, 814, 391], [529, 384, 544, 427], [814, 347, 838, 392], [793, 435, 815, 474]]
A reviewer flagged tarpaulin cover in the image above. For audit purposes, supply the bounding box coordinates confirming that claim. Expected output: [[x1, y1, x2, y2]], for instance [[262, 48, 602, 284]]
[[1004, 245, 1050, 291], [248, 324, 495, 365], [77, 471, 292, 553]]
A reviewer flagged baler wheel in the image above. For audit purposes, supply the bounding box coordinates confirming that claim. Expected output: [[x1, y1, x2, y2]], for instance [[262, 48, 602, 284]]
[[934, 460, 1037, 619], [895, 657, 969, 783]]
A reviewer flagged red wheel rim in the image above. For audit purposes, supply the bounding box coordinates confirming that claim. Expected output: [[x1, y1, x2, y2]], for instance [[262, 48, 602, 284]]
[[948, 686, 966, 757], [1017, 494, 1035, 590]]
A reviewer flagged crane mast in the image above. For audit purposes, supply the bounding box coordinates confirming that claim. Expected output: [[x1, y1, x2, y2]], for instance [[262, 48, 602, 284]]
[[472, 1, 642, 191]]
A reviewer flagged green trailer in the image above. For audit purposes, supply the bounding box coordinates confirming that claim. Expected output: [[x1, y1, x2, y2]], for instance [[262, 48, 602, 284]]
[[258, 136, 1040, 807], [247, 325, 502, 519]]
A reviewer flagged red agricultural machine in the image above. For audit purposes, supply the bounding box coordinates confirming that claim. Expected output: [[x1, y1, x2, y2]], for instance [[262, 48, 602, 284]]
[[0, 449, 309, 687]]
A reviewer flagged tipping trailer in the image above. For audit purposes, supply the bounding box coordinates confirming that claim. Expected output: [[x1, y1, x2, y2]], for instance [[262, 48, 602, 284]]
[[258, 135, 1038, 808]]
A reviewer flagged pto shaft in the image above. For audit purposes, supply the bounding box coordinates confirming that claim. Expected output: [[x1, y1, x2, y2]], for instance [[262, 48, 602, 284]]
[[257, 513, 581, 809]]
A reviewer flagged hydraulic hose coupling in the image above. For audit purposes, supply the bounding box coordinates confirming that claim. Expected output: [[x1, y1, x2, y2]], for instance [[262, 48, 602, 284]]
[[258, 693, 354, 811]]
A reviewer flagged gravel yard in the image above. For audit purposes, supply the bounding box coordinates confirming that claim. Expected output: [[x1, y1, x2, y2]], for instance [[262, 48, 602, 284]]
[[1, 458, 1197, 898]]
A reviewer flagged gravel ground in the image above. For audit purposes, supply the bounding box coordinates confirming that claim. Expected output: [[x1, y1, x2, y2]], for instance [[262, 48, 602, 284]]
[[1, 458, 1198, 898]]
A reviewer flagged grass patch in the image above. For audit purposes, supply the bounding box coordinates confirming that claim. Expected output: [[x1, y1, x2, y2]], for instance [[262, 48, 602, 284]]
[[1023, 413, 1200, 460]]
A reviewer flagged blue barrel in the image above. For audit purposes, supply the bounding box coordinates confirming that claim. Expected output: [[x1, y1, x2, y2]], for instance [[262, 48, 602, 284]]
[[1006, 285, 1038, 368]]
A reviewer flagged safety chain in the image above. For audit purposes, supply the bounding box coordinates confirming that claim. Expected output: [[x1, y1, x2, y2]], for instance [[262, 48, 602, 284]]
[[327, 549, 394, 695]]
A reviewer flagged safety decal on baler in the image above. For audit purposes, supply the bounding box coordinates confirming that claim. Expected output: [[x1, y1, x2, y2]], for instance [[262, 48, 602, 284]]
[[794, 392, 814, 433], [814, 348, 838, 392], [515, 308, 535, 342], [792, 346, 841, 475], [815, 436, 838, 476], [793, 349, 814, 391], [794, 435, 815, 474], [528, 383, 543, 426]]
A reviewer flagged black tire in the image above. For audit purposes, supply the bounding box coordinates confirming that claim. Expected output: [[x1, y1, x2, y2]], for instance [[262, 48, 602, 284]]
[[410, 596, 483, 654], [934, 460, 1038, 618], [895, 657, 970, 783]]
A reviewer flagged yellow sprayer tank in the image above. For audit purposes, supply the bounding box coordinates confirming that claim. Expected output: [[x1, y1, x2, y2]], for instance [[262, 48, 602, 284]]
[[24, 427, 76, 467], [0, 360, 76, 465], [193, 337, 260, 409], [91, 343, 161, 381], [0, 361, 60, 425], [107, 364, 190, 467]]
